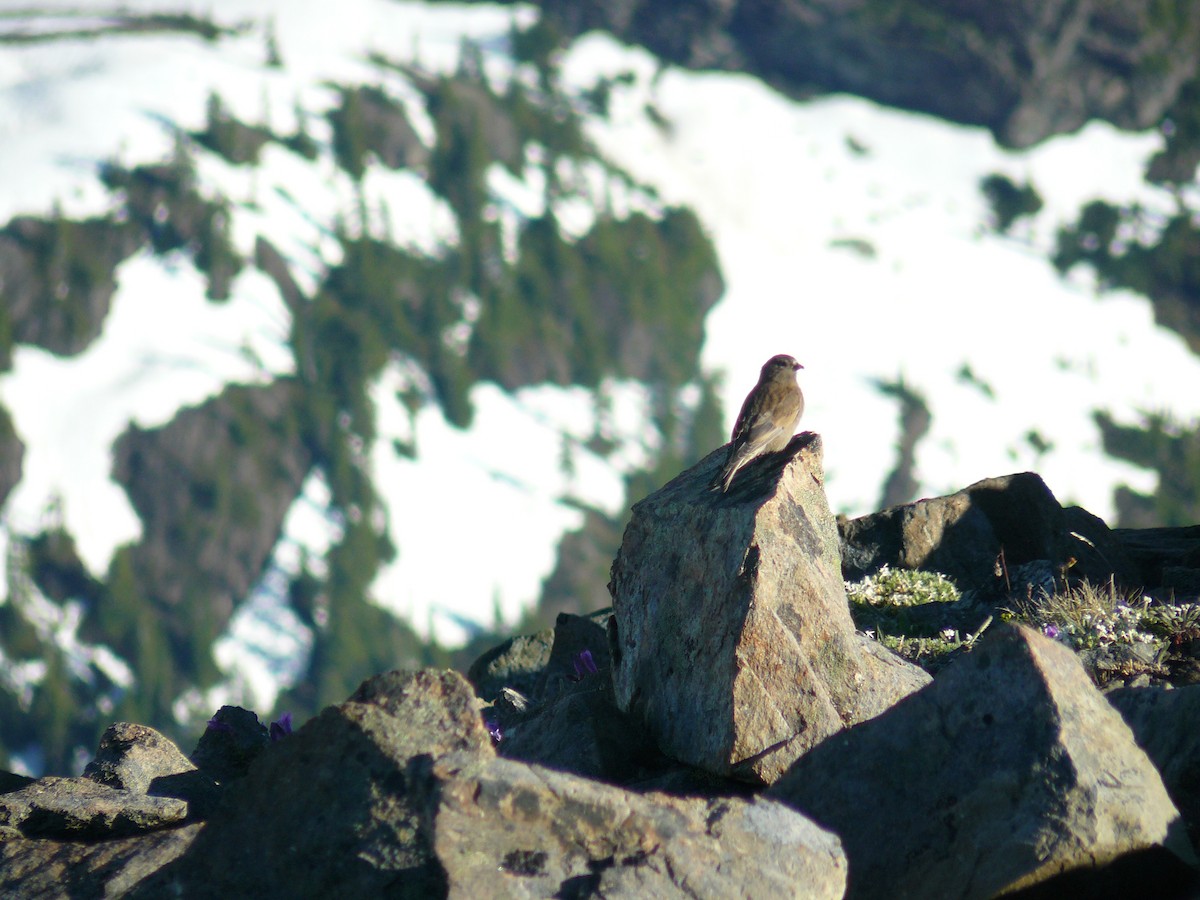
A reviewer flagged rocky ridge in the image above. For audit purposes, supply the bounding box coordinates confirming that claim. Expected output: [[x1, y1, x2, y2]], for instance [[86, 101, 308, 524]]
[[3, 435, 1200, 898], [523, 0, 1200, 150]]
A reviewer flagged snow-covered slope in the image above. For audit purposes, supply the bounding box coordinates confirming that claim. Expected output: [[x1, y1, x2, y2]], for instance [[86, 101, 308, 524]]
[[1, 1, 1198, 722], [559, 35, 1199, 518]]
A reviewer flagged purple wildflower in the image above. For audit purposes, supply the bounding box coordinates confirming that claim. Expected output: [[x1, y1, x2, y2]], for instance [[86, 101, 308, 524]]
[[483, 712, 503, 744], [269, 712, 293, 741], [569, 649, 599, 682], [1042, 623, 1060, 640]]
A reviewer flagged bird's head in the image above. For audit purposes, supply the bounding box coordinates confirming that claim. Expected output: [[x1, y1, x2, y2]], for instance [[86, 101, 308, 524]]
[[763, 354, 803, 375]]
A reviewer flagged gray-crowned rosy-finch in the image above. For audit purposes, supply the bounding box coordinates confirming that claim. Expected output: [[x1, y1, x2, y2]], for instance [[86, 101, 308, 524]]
[[715, 354, 804, 492]]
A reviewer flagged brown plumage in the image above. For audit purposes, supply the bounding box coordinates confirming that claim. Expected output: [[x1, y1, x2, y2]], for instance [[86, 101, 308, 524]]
[[715, 354, 804, 492]]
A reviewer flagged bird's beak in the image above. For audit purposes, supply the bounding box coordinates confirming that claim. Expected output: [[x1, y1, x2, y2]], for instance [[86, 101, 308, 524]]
[[795, 362, 804, 370]]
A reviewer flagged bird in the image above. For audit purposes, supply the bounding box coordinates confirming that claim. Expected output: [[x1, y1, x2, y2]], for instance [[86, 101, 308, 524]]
[[715, 354, 804, 492]]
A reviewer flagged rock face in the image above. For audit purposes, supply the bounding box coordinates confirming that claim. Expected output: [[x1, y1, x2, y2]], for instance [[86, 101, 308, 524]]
[[608, 432, 930, 784], [84, 721, 221, 820], [136, 668, 489, 898], [1109, 685, 1200, 851], [768, 623, 1197, 899], [112, 378, 311, 654], [425, 752, 846, 899], [532, 0, 1200, 149], [0, 403, 22, 512], [0, 778, 188, 839], [0, 825, 201, 898], [0, 214, 143, 356], [3, 623, 1200, 896]]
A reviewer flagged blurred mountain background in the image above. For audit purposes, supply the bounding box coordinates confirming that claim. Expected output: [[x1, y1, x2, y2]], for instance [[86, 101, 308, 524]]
[[1, 0, 1199, 775]]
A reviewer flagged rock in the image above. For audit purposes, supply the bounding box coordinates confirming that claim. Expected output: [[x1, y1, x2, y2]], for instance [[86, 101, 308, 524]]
[[189, 705, 271, 785], [768, 623, 1197, 899], [1109, 685, 1200, 851], [537, 610, 613, 700], [0, 771, 34, 795], [480, 609, 742, 790], [111, 379, 312, 653], [84, 722, 220, 820], [840, 472, 1071, 591], [85, 722, 197, 794], [131, 668, 490, 898], [839, 472, 1200, 604], [479, 610, 747, 792], [0, 213, 143, 356], [420, 751, 847, 899], [0, 403, 23, 511], [608, 433, 930, 784], [469, 626, 555, 703], [0, 778, 188, 839], [498, 678, 670, 784], [1063, 504, 1141, 588], [0, 823, 201, 899], [1111, 524, 1200, 602], [468, 609, 612, 705]]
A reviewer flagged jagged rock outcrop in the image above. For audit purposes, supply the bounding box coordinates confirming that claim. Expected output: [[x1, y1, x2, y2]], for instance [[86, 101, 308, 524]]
[[608, 432, 930, 784], [6, 452, 1200, 898], [530, 0, 1200, 149], [768, 623, 1197, 899]]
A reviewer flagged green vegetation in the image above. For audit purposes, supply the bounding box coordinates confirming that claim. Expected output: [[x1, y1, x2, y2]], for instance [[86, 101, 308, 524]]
[[192, 93, 275, 166], [1094, 411, 1200, 528], [1005, 580, 1199, 654], [846, 566, 981, 671], [980, 173, 1043, 234], [1052, 166, 1200, 529], [0, 25, 725, 772], [100, 145, 243, 300], [1053, 200, 1200, 323], [848, 564, 1200, 688]]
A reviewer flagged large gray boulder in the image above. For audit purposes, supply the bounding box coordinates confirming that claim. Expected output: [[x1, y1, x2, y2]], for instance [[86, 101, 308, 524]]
[[608, 433, 930, 784], [422, 751, 847, 899], [768, 623, 1197, 899]]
